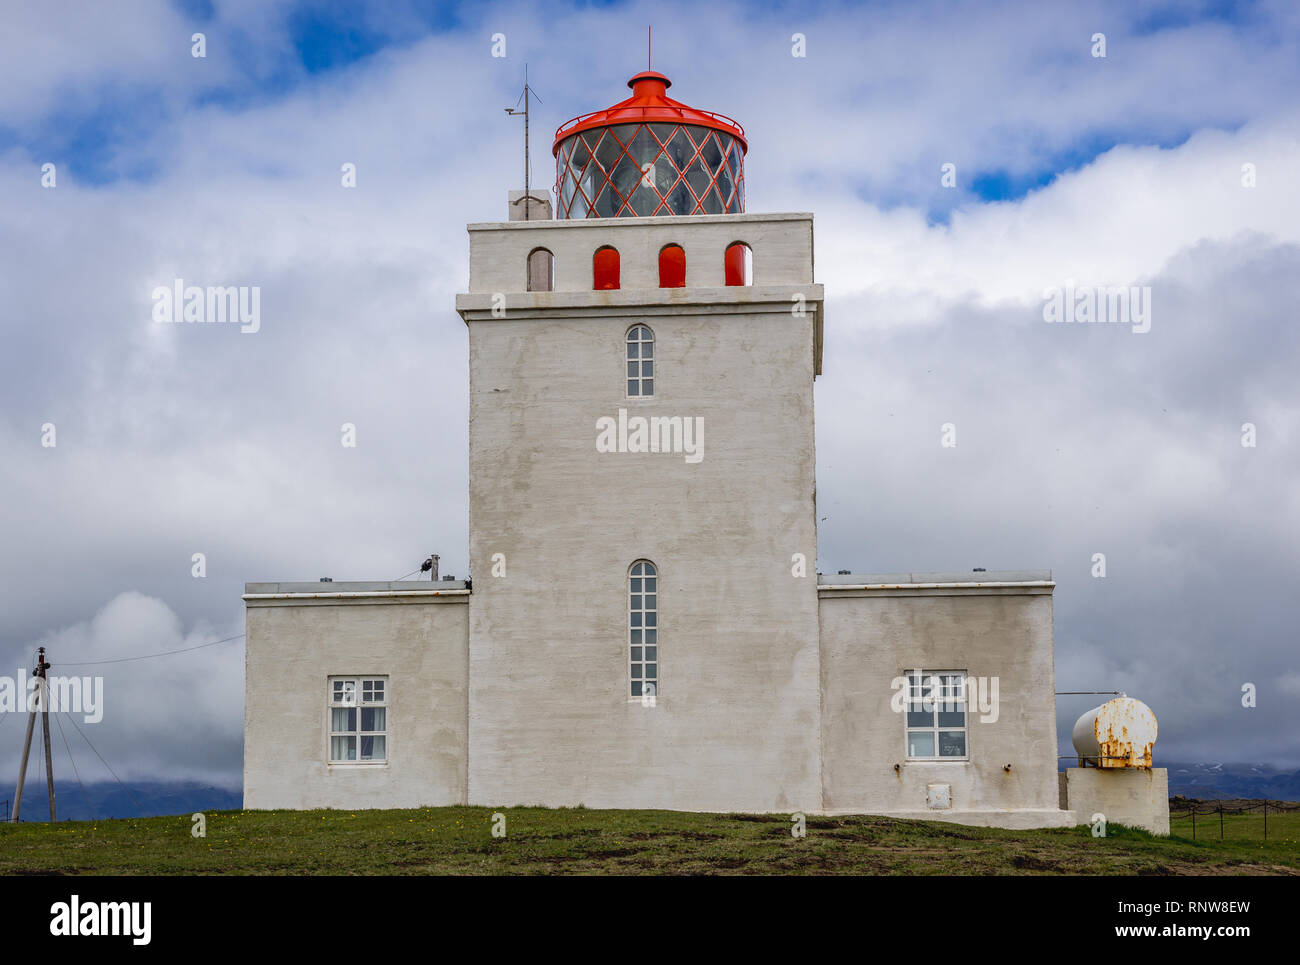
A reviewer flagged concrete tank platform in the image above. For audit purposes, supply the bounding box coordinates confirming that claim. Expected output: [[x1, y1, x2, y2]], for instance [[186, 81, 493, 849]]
[[1059, 767, 1169, 835]]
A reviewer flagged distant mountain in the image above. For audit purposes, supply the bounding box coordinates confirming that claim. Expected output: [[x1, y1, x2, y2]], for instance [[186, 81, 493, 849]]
[[4, 780, 241, 821], [1058, 760, 1300, 801], [1161, 762, 1300, 801]]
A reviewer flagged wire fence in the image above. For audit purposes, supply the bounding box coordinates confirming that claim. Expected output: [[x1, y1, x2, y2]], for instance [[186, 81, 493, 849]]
[[1169, 799, 1300, 841]]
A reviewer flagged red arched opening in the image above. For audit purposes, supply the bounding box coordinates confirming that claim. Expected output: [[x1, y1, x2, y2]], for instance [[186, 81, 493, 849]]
[[724, 242, 752, 286], [658, 244, 685, 288], [593, 246, 621, 290]]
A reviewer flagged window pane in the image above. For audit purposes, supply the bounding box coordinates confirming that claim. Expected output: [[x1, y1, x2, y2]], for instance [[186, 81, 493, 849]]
[[906, 710, 931, 728], [331, 708, 355, 732], [645, 646, 656, 661], [331, 736, 356, 761], [642, 379, 653, 395], [630, 611, 642, 627], [630, 628, 642, 644], [630, 593, 642, 608], [938, 709, 965, 727], [907, 732, 935, 757], [939, 732, 967, 757], [630, 680, 642, 697], [644, 629, 656, 644], [631, 647, 642, 661], [645, 612, 656, 627], [627, 342, 639, 359], [645, 663, 656, 679], [641, 360, 653, 377], [360, 735, 385, 761], [361, 707, 386, 732], [644, 594, 656, 610], [628, 380, 639, 396], [627, 361, 638, 377], [644, 576, 656, 590]]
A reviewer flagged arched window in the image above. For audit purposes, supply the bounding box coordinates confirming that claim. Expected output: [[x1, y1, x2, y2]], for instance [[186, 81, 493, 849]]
[[629, 560, 658, 698], [593, 245, 620, 290], [526, 247, 554, 292], [626, 325, 654, 397], [658, 244, 686, 288], [724, 242, 752, 286]]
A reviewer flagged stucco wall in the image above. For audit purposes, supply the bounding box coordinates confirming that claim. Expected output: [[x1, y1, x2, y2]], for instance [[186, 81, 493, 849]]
[[461, 216, 823, 812], [818, 577, 1061, 817], [464, 212, 815, 292], [1061, 767, 1170, 835], [243, 584, 469, 810]]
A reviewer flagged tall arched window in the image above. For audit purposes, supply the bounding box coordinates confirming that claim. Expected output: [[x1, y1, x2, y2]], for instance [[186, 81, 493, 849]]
[[724, 241, 752, 286], [526, 247, 554, 292], [658, 244, 685, 288], [593, 245, 620, 290], [629, 560, 658, 698], [626, 325, 654, 397]]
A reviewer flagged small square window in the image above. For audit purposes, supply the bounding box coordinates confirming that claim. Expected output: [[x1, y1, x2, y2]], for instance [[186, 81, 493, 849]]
[[329, 677, 387, 763], [903, 670, 969, 761]]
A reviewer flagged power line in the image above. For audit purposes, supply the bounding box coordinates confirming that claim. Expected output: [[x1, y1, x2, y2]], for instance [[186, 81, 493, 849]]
[[53, 712, 92, 821], [62, 712, 145, 815], [57, 632, 245, 667]]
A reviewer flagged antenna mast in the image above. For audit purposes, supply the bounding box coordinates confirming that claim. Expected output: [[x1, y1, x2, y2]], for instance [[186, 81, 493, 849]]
[[505, 67, 541, 220]]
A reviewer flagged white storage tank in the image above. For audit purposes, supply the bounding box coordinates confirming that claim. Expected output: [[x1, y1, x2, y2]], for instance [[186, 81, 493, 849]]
[[1072, 696, 1157, 768]]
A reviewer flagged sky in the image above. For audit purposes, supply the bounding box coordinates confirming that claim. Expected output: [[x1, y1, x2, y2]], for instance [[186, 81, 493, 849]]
[[0, 0, 1297, 791]]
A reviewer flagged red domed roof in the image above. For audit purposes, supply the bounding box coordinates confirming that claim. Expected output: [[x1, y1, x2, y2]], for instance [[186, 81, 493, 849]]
[[552, 71, 747, 156]]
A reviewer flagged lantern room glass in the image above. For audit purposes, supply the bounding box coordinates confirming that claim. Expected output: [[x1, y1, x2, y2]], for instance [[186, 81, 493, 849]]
[[555, 122, 746, 219]]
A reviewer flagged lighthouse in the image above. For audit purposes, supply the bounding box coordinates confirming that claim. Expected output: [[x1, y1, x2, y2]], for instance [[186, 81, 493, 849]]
[[456, 69, 826, 810]]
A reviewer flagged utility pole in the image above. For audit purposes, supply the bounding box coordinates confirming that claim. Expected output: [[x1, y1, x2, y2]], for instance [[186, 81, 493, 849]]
[[13, 647, 54, 822], [40, 649, 55, 822]]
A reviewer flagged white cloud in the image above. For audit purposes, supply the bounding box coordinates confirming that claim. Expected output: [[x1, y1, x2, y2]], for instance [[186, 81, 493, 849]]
[[1, 0, 1298, 781]]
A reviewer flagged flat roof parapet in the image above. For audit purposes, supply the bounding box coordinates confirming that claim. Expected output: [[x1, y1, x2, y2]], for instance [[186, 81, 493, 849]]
[[243, 581, 470, 606], [818, 571, 1053, 597]]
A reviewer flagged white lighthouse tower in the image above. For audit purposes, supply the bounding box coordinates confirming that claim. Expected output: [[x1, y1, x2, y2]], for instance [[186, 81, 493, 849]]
[[456, 69, 825, 810]]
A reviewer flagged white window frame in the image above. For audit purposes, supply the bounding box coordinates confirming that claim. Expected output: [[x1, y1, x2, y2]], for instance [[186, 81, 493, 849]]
[[327, 675, 388, 765], [628, 560, 658, 700], [903, 670, 969, 761], [626, 325, 655, 399]]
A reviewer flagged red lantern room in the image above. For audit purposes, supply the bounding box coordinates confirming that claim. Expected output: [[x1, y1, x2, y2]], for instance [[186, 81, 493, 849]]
[[552, 71, 747, 218]]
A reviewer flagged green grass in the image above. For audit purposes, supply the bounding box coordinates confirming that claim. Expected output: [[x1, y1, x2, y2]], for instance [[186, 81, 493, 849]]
[[1169, 807, 1300, 846], [1, 807, 1297, 875]]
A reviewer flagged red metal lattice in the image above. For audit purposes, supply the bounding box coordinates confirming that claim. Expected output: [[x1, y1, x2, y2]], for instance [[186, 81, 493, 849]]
[[553, 72, 746, 219]]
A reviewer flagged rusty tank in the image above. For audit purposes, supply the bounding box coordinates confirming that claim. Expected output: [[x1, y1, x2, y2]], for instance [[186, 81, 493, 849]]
[[1071, 696, 1157, 768]]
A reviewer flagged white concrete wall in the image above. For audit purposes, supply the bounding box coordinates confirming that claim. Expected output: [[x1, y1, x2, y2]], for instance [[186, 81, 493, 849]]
[[464, 212, 815, 292], [462, 216, 823, 812], [1061, 767, 1170, 835], [243, 584, 469, 810], [818, 576, 1065, 823]]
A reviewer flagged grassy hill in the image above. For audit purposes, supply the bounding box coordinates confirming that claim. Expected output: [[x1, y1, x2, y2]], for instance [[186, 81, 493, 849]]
[[2, 806, 1298, 874]]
